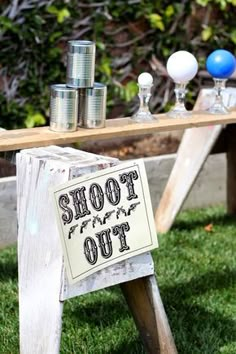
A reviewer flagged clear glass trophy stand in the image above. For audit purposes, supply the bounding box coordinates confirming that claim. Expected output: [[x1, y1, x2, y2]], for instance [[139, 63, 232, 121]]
[[132, 72, 156, 123], [132, 84, 155, 122], [166, 50, 198, 118], [207, 78, 228, 114], [167, 82, 191, 118]]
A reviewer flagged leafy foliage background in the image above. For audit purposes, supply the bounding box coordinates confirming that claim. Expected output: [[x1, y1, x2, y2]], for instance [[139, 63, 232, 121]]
[[0, 0, 236, 129]]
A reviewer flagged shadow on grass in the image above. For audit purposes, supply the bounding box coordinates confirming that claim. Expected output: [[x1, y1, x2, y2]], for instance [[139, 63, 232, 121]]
[[160, 269, 236, 354], [161, 268, 236, 300], [0, 249, 17, 281], [173, 211, 236, 232], [65, 290, 128, 328], [66, 268, 236, 354], [109, 339, 145, 354], [165, 303, 235, 354]]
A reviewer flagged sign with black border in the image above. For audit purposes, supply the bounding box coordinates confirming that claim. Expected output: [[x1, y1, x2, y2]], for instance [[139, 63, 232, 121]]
[[52, 159, 158, 284]]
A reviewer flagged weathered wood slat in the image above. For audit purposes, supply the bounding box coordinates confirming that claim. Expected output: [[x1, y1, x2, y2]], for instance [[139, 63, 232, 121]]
[[17, 146, 156, 353], [120, 275, 177, 354], [1, 111, 236, 152], [61, 252, 154, 300], [17, 150, 67, 354], [155, 88, 236, 233], [155, 125, 223, 233]]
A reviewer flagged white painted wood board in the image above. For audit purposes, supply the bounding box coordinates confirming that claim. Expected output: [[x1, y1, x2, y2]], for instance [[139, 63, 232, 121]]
[[17, 146, 154, 353], [61, 252, 154, 300]]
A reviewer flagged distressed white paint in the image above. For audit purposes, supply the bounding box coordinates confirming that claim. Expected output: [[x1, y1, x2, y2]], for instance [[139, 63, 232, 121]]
[[61, 252, 154, 300], [17, 151, 68, 354], [17, 146, 154, 353]]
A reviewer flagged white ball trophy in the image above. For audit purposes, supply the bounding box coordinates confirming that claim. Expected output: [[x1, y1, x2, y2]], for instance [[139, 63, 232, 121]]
[[166, 50, 198, 118], [132, 72, 156, 122]]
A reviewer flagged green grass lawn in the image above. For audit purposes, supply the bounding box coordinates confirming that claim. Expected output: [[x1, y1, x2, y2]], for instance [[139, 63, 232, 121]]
[[0, 205, 236, 354]]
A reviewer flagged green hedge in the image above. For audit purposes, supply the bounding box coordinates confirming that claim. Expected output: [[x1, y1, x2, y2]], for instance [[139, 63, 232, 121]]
[[0, 0, 235, 129]]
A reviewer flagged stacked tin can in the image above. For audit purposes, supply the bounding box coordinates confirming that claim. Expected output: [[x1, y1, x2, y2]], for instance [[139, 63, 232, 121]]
[[50, 40, 107, 132]]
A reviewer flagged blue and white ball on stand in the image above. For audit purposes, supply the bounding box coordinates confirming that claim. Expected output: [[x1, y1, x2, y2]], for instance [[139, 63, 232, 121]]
[[206, 49, 236, 79], [206, 49, 236, 114]]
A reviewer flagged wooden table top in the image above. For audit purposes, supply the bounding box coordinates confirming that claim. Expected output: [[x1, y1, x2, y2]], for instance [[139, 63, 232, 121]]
[[0, 111, 236, 152]]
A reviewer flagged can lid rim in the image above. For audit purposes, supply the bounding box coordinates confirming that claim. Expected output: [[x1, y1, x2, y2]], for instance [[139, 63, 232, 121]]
[[93, 82, 106, 89], [51, 84, 77, 92], [68, 40, 94, 46]]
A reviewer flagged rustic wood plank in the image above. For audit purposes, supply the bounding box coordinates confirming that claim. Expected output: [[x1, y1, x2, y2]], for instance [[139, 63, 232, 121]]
[[226, 124, 236, 214], [17, 146, 156, 353], [120, 275, 177, 354], [17, 150, 67, 354], [155, 125, 223, 233], [155, 88, 236, 233], [1, 111, 236, 152], [61, 252, 154, 300]]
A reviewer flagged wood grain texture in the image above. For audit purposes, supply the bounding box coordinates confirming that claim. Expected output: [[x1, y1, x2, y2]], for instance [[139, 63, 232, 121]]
[[17, 146, 155, 353], [154, 88, 236, 233], [120, 275, 177, 354], [155, 125, 223, 233], [17, 151, 67, 354], [1, 111, 236, 152], [61, 252, 154, 300]]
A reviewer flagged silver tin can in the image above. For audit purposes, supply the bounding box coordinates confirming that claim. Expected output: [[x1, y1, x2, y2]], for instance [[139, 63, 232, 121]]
[[66, 40, 96, 88], [78, 83, 107, 129], [50, 84, 78, 132]]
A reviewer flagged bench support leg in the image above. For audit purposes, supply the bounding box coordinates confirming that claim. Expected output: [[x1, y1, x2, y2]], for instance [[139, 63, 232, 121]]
[[120, 275, 177, 354]]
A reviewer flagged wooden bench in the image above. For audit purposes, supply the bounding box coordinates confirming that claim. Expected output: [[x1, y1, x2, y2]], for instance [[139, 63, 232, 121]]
[[1, 101, 236, 353]]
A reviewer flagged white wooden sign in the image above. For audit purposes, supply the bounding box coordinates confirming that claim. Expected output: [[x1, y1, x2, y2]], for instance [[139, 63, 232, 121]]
[[52, 159, 158, 284]]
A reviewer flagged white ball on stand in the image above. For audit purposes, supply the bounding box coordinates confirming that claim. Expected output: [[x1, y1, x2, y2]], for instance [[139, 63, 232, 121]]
[[166, 50, 198, 118], [132, 72, 155, 122], [167, 51, 198, 83], [138, 72, 153, 86]]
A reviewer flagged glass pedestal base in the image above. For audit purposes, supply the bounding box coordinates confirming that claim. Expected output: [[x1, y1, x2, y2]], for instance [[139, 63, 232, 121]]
[[167, 83, 191, 119], [167, 106, 192, 119], [206, 103, 229, 115], [132, 111, 156, 123], [206, 78, 229, 115]]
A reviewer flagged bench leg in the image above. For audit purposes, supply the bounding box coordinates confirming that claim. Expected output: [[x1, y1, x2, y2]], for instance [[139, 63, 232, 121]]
[[120, 275, 177, 354], [155, 125, 223, 233], [18, 257, 64, 354], [17, 152, 66, 353]]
